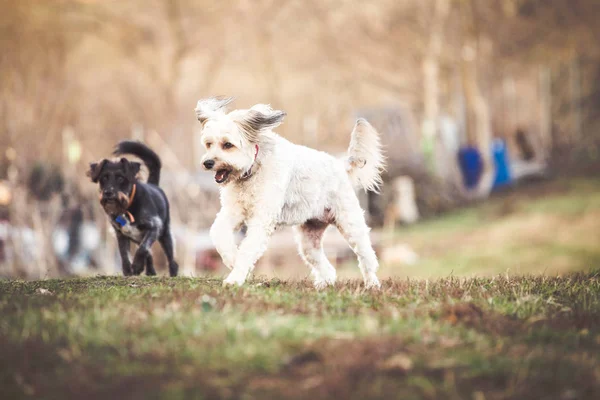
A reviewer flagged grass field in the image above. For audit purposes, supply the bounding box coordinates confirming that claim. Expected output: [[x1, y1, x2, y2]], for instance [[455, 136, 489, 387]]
[[1, 273, 600, 399], [377, 178, 600, 279], [1, 179, 600, 399]]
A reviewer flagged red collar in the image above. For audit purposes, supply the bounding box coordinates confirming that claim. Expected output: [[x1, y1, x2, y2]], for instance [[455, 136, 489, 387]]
[[241, 145, 259, 180]]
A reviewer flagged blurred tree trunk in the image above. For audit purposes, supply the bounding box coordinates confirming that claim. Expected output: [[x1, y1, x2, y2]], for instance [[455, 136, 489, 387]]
[[461, 0, 494, 198], [539, 64, 552, 159], [570, 54, 582, 144], [422, 0, 450, 178]]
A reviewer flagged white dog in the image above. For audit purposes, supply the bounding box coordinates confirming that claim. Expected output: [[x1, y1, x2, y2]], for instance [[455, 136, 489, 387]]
[[196, 97, 385, 289]]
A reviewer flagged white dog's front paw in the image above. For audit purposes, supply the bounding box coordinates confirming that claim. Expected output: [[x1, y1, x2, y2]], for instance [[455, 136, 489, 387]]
[[364, 274, 381, 290], [223, 270, 247, 287], [222, 255, 236, 271], [312, 270, 336, 290], [313, 279, 334, 290]]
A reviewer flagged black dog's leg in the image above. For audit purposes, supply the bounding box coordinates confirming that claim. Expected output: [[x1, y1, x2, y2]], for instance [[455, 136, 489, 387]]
[[132, 228, 160, 275], [145, 253, 157, 276], [159, 229, 179, 277], [116, 231, 133, 276]]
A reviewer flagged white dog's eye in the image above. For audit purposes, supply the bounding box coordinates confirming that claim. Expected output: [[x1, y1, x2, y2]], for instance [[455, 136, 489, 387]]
[[222, 142, 234, 150], [205, 142, 212, 149]]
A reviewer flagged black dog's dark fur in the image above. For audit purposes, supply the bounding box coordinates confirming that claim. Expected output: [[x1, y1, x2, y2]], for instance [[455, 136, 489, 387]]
[[87, 141, 178, 277]]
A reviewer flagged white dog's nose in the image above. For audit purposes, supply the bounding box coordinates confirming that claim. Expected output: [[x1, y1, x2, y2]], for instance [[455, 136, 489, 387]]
[[203, 159, 215, 170]]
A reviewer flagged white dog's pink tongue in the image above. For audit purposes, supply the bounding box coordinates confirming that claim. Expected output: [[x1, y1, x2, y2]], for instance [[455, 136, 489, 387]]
[[215, 170, 226, 182]]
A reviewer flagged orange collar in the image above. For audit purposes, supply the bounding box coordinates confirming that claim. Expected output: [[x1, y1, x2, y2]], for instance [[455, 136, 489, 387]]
[[125, 184, 136, 222], [127, 184, 137, 208], [99, 184, 137, 224]]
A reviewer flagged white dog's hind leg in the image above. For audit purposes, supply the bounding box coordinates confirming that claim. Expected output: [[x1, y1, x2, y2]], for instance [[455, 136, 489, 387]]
[[335, 198, 381, 289], [293, 223, 336, 289], [210, 210, 243, 270], [224, 220, 275, 286]]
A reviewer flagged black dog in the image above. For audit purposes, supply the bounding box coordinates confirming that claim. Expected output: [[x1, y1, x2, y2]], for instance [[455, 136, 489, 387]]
[[87, 141, 179, 277]]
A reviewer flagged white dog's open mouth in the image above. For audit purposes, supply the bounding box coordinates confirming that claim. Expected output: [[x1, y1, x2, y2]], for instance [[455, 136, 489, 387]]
[[215, 169, 231, 183]]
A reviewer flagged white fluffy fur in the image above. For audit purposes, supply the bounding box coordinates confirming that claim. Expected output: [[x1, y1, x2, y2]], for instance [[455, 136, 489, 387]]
[[197, 97, 385, 289], [346, 118, 385, 193]]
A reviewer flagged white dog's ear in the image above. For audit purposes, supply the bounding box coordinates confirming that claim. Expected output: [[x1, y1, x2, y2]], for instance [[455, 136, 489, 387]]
[[236, 105, 286, 142], [195, 97, 234, 124]]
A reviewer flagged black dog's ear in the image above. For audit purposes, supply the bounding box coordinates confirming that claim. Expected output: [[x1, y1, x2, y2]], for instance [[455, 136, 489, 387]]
[[87, 159, 107, 183], [120, 158, 141, 180], [128, 161, 141, 179]]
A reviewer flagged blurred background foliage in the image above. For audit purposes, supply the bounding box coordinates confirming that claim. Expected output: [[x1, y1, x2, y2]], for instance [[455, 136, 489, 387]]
[[2, 0, 600, 164]]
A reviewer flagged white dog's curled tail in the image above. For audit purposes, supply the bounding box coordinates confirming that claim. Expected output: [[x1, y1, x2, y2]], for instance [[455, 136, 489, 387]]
[[346, 118, 385, 193]]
